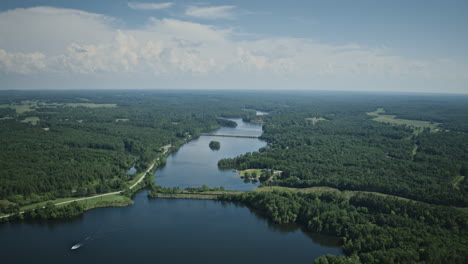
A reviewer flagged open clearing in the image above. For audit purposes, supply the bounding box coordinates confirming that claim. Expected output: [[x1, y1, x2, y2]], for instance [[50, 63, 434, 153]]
[[0, 101, 117, 115], [237, 169, 263, 178], [367, 108, 440, 132], [62, 103, 117, 108], [21, 117, 40, 125]]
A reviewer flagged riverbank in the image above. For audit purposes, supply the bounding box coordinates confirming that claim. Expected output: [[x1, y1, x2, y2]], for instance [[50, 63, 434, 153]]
[[148, 190, 242, 200], [0, 145, 171, 221], [148, 184, 468, 212]]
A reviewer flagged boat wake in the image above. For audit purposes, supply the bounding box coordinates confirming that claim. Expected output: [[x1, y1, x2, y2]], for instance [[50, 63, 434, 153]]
[[70, 220, 132, 251], [70, 236, 92, 250]]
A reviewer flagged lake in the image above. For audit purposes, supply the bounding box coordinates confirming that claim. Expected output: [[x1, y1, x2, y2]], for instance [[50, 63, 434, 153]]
[[155, 118, 266, 190], [0, 118, 343, 263]]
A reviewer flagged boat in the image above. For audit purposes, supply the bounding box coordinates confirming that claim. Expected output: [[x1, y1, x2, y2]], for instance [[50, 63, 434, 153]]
[[71, 243, 82, 250]]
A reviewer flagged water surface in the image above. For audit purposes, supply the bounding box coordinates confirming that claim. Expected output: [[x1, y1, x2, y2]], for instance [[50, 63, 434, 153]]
[[155, 119, 265, 190], [0, 192, 342, 264], [0, 118, 343, 263]]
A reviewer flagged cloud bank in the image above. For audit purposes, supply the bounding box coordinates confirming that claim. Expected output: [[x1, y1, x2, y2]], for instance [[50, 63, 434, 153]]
[[128, 2, 173, 10], [0, 7, 466, 92]]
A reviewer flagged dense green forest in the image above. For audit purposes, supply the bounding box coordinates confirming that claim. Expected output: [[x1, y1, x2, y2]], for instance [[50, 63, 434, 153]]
[[218, 93, 468, 207], [2, 91, 468, 209], [0, 90, 260, 210], [1, 90, 467, 263], [221, 190, 468, 264]]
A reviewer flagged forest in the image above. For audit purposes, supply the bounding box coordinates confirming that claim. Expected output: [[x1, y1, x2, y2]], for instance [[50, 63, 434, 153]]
[[0, 90, 260, 210], [1, 90, 467, 263], [221, 190, 467, 264], [219, 93, 468, 207]]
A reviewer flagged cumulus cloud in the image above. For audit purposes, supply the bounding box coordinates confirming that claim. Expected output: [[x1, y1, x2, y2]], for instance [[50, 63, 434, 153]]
[[0, 49, 47, 74], [185, 5, 237, 20], [128, 2, 173, 10], [0, 6, 466, 90]]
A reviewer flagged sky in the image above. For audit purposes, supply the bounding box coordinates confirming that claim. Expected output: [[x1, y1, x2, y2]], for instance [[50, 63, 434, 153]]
[[0, 0, 467, 93]]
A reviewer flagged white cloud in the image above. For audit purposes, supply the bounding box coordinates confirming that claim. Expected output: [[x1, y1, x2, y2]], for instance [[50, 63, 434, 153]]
[[128, 2, 173, 10], [0, 6, 466, 92], [0, 7, 115, 55], [0, 49, 46, 74], [185, 5, 236, 20]]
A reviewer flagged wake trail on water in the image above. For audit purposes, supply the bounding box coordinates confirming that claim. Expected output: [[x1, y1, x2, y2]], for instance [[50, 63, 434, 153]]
[[70, 220, 135, 250]]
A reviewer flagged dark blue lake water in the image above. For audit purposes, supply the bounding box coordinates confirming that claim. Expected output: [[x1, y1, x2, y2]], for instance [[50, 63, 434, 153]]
[[0, 118, 343, 263], [155, 119, 266, 190]]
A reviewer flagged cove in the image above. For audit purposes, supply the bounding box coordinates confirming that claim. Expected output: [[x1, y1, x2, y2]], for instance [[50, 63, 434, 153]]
[[0, 118, 343, 263]]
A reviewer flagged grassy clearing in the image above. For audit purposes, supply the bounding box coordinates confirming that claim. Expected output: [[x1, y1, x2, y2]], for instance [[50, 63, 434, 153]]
[[367, 108, 440, 133], [63, 103, 117, 108], [305, 117, 327, 125], [17, 193, 132, 212], [79, 194, 133, 209], [14, 101, 38, 113], [21, 116, 40, 125], [237, 169, 263, 178], [20, 197, 84, 211], [1, 101, 117, 114], [373, 115, 439, 131], [366, 108, 386, 116]]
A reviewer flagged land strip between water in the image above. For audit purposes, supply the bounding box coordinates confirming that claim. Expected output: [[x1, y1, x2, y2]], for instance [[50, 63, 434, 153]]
[[0, 146, 170, 220]]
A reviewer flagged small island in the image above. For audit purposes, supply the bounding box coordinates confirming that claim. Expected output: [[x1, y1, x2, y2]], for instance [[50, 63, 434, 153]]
[[209, 141, 221, 150]]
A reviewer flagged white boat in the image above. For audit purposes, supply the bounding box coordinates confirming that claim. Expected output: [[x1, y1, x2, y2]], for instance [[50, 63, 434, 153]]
[[71, 243, 82, 250]]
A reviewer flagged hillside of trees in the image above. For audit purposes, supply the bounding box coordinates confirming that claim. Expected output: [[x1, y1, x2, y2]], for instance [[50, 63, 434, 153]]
[[0, 90, 264, 209], [221, 190, 468, 264], [218, 94, 468, 206]]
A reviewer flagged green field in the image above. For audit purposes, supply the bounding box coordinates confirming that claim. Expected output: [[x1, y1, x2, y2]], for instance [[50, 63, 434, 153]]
[[21, 117, 40, 125], [0, 101, 117, 116], [366, 107, 386, 116], [79, 194, 133, 210], [367, 108, 440, 133], [63, 103, 117, 108], [237, 169, 263, 178], [12, 193, 132, 214]]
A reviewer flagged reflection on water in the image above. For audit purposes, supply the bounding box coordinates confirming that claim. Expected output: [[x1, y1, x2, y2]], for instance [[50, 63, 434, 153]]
[[155, 119, 266, 191], [0, 118, 343, 264], [228, 201, 342, 248]]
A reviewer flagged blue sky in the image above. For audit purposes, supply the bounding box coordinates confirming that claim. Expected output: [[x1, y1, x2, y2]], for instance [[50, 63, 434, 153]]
[[0, 0, 467, 93]]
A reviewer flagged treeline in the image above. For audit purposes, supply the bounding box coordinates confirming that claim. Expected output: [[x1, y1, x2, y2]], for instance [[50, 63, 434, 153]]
[[147, 184, 226, 197], [216, 118, 237, 128], [221, 191, 468, 264], [218, 101, 468, 206], [0, 90, 266, 207], [2, 202, 85, 222]]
